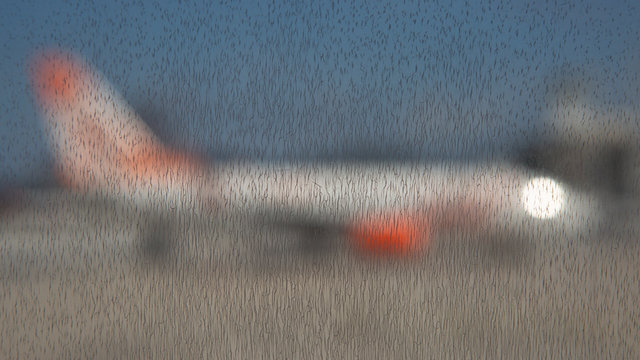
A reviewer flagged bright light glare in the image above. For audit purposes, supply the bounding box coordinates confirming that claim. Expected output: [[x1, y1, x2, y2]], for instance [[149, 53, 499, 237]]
[[521, 177, 564, 219]]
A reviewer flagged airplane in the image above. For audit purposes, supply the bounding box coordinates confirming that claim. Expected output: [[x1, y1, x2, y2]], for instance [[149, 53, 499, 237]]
[[25, 48, 624, 261]]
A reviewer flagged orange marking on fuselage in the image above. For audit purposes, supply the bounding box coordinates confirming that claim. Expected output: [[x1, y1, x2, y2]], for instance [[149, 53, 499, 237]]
[[125, 144, 206, 184], [30, 50, 84, 107], [348, 212, 431, 257]]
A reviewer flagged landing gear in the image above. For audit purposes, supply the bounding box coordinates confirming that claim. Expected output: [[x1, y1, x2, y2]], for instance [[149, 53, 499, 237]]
[[138, 215, 176, 263]]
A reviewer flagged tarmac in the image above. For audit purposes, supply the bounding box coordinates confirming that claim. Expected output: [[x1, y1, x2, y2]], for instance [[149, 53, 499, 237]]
[[1, 190, 639, 359]]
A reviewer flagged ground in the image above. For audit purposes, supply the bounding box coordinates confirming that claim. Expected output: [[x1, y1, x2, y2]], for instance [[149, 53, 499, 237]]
[[1, 190, 639, 359]]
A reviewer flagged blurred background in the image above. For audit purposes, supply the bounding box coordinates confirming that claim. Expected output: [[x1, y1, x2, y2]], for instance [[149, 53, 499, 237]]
[[1, 0, 639, 188], [2, 2, 640, 357]]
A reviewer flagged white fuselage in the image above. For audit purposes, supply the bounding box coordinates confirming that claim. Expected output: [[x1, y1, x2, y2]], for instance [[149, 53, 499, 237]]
[[114, 159, 604, 238]]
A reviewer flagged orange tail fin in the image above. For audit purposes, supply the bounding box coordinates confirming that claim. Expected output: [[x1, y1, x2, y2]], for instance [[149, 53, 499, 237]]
[[29, 49, 204, 192]]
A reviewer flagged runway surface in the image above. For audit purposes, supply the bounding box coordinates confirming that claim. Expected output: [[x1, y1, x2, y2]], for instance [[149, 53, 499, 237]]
[[1, 190, 639, 358]]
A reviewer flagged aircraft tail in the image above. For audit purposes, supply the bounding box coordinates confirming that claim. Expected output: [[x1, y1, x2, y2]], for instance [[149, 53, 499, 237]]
[[28, 49, 203, 193]]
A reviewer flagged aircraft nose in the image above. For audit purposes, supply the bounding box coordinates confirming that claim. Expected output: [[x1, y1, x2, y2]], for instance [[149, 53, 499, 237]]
[[521, 177, 565, 219]]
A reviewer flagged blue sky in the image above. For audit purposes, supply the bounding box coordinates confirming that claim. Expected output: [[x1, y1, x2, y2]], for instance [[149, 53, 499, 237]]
[[1, 0, 638, 187]]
